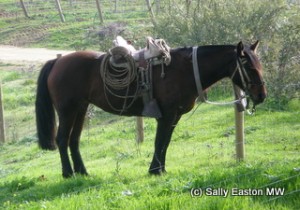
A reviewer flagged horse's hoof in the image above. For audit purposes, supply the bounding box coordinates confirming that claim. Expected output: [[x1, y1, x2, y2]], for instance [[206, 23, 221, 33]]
[[62, 172, 74, 178], [76, 171, 89, 176], [148, 168, 167, 176]]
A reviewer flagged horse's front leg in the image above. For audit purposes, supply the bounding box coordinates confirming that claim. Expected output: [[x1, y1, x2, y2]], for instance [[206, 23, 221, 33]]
[[149, 113, 181, 175]]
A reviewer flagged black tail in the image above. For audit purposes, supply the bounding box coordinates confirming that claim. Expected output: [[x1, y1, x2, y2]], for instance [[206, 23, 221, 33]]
[[35, 59, 58, 150]]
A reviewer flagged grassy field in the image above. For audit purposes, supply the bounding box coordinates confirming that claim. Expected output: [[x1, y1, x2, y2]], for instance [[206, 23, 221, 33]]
[[0, 1, 299, 209], [0, 63, 299, 209]]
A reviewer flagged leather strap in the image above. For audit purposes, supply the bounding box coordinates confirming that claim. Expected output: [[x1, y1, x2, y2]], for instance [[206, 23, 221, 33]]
[[192, 46, 206, 102]]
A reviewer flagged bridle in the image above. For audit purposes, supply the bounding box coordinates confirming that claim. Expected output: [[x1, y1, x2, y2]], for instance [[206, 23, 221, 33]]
[[230, 55, 265, 114]]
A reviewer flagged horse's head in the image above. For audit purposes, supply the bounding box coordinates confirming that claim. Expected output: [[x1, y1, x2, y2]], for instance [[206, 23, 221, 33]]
[[231, 41, 267, 107]]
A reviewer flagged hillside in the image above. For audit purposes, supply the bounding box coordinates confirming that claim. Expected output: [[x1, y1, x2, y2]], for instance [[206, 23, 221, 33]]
[[0, 0, 152, 51]]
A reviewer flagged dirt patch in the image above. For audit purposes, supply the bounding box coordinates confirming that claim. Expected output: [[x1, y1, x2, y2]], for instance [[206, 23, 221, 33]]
[[4, 26, 49, 46], [0, 45, 73, 63], [0, 9, 14, 18], [0, 23, 63, 47]]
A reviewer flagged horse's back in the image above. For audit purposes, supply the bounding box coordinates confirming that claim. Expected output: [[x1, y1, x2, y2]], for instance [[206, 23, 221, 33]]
[[51, 51, 103, 73], [47, 51, 104, 107]]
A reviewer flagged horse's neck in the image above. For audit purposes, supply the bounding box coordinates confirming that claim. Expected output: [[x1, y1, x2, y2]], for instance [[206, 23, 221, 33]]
[[197, 46, 236, 89]]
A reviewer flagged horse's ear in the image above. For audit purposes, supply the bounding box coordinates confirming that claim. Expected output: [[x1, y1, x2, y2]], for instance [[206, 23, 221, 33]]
[[251, 40, 259, 54], [237, 41, 245, 57]]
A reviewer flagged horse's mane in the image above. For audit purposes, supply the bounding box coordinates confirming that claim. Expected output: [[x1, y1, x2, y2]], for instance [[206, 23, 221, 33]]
[[170, 45, 237, 59], [171, 45, 236, 52]]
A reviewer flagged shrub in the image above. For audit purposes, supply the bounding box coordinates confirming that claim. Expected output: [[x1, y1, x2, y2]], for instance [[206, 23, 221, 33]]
[[154, 0, 300, 110]]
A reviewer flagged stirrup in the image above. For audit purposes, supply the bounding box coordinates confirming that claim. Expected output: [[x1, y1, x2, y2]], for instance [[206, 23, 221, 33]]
[[142, 99, 162, 118]]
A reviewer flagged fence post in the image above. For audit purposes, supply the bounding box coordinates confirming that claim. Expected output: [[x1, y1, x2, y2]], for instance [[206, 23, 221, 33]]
[[0, 82, 5, 144], [234, 85, 245, 161], [95, 0, 104, 24], [19, 0, 30, 18], [54, 0, 65, 23], [136, 117, 144, 143], [145, 0, 157, 27]]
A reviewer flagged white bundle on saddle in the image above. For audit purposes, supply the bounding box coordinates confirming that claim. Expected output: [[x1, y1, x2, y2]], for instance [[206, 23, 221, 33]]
[[113, 36, 137, 53]]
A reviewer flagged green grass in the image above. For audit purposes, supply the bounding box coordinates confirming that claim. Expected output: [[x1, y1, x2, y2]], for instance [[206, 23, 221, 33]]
[[0, 64, 299, 209]]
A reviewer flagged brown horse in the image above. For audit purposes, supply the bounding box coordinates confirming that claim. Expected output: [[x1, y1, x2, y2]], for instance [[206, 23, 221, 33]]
[[35, 41, 266, 178]]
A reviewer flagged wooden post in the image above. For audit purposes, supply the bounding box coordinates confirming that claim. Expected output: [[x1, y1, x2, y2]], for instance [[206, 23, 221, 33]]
[[95, 0, 104, 24], [235, 106, 244, 161], [233, 85, 245, 161], [20, 0, 30, 18], [136, 117, 144, 143], [145, 0, 157, 27], [54, 0, 65, 23], [0, 82, 5, 144]]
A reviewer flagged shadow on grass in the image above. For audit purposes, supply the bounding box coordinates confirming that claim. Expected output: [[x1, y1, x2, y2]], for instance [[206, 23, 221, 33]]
[[181, 161, 300, 209], [0, 175, 105, 206], [1, 161, 299, 209]]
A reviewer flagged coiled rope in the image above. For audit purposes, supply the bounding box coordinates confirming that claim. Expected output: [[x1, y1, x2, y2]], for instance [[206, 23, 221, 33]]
[[100, 48, 140, 113]]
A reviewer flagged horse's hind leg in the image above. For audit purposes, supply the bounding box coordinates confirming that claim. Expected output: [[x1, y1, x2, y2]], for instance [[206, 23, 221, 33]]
[[69, 104, 88, 175], [56, 109, 77, 178]]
